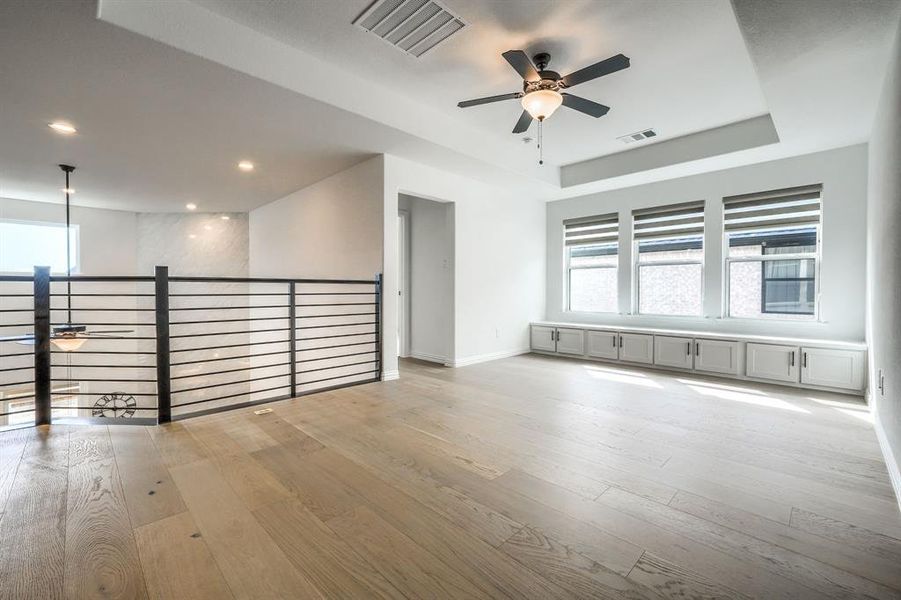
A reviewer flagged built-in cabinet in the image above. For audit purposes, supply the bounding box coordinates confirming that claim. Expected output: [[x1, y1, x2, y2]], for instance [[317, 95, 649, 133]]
[[531, 323, 866, 394]]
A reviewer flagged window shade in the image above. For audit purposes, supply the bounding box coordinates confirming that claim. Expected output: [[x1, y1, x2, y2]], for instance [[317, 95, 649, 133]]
[[632, 201, 705, 241], [563, 213, 618, 247], [723, 184, 821, 232]]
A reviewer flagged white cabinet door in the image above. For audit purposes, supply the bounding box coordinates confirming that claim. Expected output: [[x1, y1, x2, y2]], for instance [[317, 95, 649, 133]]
[[619, 333, 654, 364], [586, 331, 619, 359], [556, 328, 585, 356], [801, 347, 864, 391], [531, 326, 556, 352], [695, 338, 741, 376], [654, 335, 693, 369], [746, 343, 800, 383]]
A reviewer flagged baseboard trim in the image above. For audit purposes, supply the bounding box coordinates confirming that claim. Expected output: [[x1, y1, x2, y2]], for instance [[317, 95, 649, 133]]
[[381, 370, 400, 381], [409, 352, 447, 365], [873, 401, 901, 513], [446, 348, 530, 368]]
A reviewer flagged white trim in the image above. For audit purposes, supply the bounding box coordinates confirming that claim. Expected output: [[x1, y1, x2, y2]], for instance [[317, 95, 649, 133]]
[[381, 369, 400, 381], [446, 348, 530, 368], [873, 400, 901, 513], [409, 351, 446, 364]]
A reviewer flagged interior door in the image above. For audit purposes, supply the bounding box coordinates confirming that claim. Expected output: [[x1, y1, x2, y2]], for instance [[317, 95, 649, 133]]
[[746, 343, 800, 383], [555, 328, 584, 356], [654, 335, 693, 369], [530, 326, 557, 352], [694, 338, 741, 375], [586, 330, 618, 359], [619, 333, 654, 364]]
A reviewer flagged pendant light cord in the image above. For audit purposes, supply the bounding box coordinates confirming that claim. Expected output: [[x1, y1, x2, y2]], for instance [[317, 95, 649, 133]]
[[64, 168, 72, 324]]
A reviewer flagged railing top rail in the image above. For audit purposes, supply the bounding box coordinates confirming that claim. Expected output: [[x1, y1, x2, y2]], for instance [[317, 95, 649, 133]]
[[49, 275, 155, 282], [0, 275, 35, 282], [168, 276, 378, 284]]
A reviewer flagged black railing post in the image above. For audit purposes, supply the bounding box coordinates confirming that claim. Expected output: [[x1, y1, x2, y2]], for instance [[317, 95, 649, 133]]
[[33, 266, 51, 426], [288, 281, 296, 397], [154, 266, 172, 423], [374, 273, 382, 381]]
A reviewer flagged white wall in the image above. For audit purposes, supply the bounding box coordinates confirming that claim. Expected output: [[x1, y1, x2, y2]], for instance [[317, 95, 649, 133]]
[[137, 212, 248, 277], [546, 144, 868, 342], [866, 20, 901, 504], [398, 193, 452, 363], [249, 157, 384, 279], [384, 155, 546, 374]]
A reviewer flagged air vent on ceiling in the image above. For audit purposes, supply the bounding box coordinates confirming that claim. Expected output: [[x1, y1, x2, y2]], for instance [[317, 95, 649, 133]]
[[617, 129, 657, 144], [354, 0, 466, 58]]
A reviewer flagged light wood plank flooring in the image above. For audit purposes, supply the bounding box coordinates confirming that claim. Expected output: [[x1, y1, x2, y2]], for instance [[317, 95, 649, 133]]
[[1, 354, 899, 599]]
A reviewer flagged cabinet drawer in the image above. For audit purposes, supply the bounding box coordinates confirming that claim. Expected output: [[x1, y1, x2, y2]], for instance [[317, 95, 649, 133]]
[[654, 335, 693, 369], [746, 343, 800, 383], [695, 338, 741, 376], [801, 347, 864, 390], [587, 331, 619, 359]]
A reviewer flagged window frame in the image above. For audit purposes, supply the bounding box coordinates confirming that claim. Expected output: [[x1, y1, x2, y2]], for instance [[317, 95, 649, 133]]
[[723, 227, 821, 321], [0, 218, 80, 275], [632, 236, 706, 318], [565, 243, 618, 314]]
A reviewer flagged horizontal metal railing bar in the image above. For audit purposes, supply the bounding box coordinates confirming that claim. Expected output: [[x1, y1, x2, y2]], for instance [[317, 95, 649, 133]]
[[172, 383, 290, 408], [49, 308, 156, 312], [52, 350, 156, 355], [297, 340, 377, 352], [61, 335, 157, 340], [51, 364, 155, 369], [170, 305, 288, 311], [171, 316, 288, 325], [0, 337, 33, 343], [0, 276, 35, 282], [0, 308, 33, 313], [170, 339, 289, 353], [0, 364, 33, 372], [172, 372, 290, 394], [50, 293, 154, 297], [169, 276, 375, 284], [0, 380, 35, 387], [50, 391, 158, 396], [0, 323, 33, 328], [171, 361, 291, 380], [50, 323, 154, 327], [296, 322, 376, 330], [295, 292, 375, 296], [171, 349, 287, 366], [169, 292, 288, 297], [296, 302, 376, 307], [296, 359, 377, 374], [49, 275, 154, 282], [295, 312, 376, 319], [0, 351, 33, 358], [0, 409, 35, 417], [298, 369, 379, 386], [171, 327, 290, 339], [49, 405, 157, 412], [298, 332, 377, 342], [50, 377, 157, 383], [0, 394, 35, 400], [296, 350, 376, 363]]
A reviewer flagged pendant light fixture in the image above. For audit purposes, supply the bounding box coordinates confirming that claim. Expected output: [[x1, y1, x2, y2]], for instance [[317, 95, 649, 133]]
[[52, 165, 87, 351]]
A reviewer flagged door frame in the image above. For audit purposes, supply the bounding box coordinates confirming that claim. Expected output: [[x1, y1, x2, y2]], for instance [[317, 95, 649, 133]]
[[397, 209, 411, 358]]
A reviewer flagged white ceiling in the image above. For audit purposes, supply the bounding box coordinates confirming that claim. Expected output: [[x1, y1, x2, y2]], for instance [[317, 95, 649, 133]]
[[1, 0, 899, 212], [189, 0, 769, 166]]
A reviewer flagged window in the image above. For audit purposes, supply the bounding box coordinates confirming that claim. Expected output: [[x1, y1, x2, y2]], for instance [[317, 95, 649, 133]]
[[564, 213, 618, 313], [724, 185, 821, 319], [0, 220, 78, 274], [633, 201, 705, 316]]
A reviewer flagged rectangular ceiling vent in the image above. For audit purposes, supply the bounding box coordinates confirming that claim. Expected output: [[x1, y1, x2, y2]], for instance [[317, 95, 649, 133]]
[[617, 129, 657, 144], [354, 0, 466, 58]]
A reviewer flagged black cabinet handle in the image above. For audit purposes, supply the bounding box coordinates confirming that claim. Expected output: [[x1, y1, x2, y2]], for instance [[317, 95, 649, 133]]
[[803, 352, 808, 368], [612, 335, 616, 347], [790, 351, 795, 367], [550, 330, 554, 342], [695, 342, 700, 357], [686, 342, 691, 356]]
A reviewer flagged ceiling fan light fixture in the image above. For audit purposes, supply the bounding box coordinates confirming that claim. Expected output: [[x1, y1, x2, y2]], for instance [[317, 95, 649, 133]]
[[521, 89, 563, 121], [51, 335, 87, 352]]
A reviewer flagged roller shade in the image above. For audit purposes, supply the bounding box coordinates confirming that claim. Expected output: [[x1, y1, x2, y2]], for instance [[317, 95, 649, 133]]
[[632, 201, 705, 241], [724, 184, 821, 232], [564, 213, 618, 247]]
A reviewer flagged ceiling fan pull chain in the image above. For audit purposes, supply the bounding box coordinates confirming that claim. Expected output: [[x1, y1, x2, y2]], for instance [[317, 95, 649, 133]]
[[538, 119, 544, 166]]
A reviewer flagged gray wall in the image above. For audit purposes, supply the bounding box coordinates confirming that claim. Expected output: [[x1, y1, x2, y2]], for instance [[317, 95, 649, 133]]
[[867, 20, 901, 490]]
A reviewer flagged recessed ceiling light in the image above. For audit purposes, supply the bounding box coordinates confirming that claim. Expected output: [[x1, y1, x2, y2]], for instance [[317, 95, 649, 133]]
[[185, 203, 197, 211], [237, 161, 254, 172], [204, 224, 213, 231], [61, 187, 75, 194], [189, 234, 197, 239], [49, 121, 77, 134], [220, 215, 230, 220]]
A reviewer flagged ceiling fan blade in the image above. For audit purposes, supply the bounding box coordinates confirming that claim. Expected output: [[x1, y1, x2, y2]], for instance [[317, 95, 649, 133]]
[[502, 50, 540, 82], [458, 92, 523, 108], [561, 53, 630, 88], [561, 93, 610, 118], [0, 334, 35, 344], [83, 329, 135, 336], [512, 110, 533, 134]]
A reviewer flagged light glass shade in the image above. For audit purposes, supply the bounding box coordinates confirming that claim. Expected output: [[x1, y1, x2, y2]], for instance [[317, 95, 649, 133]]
[[521, 89, 563, 120], [51, 335, 86, 352]]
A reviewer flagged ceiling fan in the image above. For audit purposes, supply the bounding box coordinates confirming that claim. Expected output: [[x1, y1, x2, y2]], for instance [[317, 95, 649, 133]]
[[1, 165, 133, 351], [458, 49, 630, 134]]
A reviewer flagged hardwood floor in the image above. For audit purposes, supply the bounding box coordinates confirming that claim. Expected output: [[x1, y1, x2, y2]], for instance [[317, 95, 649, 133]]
[[1, 354, 899, 599]]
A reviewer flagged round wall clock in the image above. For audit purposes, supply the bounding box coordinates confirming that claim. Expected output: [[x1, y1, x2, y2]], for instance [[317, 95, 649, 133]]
[[92, 392, 137, 418]]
